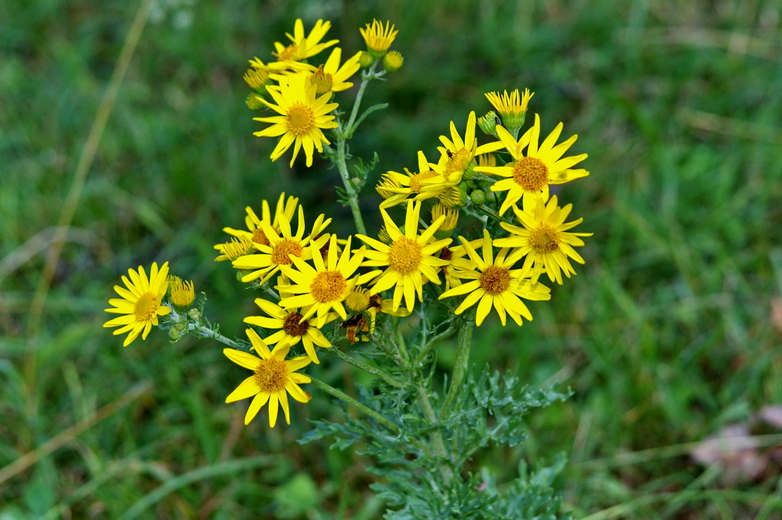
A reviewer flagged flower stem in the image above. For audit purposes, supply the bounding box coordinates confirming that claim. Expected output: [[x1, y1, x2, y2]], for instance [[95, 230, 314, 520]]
[[327, 347, 407, 388], [440, 310, 475, 419], [310, 376, 398, 432], [193, 324, 250, 351]]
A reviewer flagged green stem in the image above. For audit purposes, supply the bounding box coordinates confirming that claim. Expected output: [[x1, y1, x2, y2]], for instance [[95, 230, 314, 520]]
[[440, 310, 475, 419], [310, 376, 398, 432], [417, 384, 453, 483], [335, 136, 366, 235], [193, 324, 250, 351], [327, 347, 407, 389]]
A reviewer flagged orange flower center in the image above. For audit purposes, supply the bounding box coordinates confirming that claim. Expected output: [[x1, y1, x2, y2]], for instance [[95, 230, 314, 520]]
[[271, 239, 303, 265], [134, 292, 158, 321], [389, 237, 422, 274], [275, 44, 298, 61], [512, 156, 548, 191], [286, 104, 315, 137], [252, 227, 270, 246], [283, 312, 310, 337], [310, 270, 347, 303], [479, 265, 511, 294], [254, 359, 288, 392], [529, 225, 560, 253]]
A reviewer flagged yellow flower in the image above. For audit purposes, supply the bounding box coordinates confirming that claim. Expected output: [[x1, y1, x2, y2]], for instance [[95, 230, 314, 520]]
[[495, 195, 591, 284], [485, 88, 533, 131], [436, 111, 504, 184], [167, 275, 195, 309], [244, 296, 336, 364], [378, 151, 450, 208], [307, 48, 362, 94], [439, 230, 551, 326], [217, 193, 300, 253], [475, 114, 589, 215], [277, 235, 367, 326], [223, 329, 311, 427], [254, 72, 339, 167], [272, 19, 339, 62], [104, 262, 171, 346], [360, 20, 398, 57], [356, 201, 452, 312], [232, 206, 331, 285]]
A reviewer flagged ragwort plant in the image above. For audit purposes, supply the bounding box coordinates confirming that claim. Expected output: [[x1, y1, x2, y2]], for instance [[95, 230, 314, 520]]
[[103, 18, 591, 519]]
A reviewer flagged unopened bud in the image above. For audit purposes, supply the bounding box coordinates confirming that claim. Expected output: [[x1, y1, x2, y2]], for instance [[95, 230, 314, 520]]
[[382, 51, 404, 72]]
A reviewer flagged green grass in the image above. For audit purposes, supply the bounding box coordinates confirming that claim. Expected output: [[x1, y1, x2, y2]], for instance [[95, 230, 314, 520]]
[[3, 0, 782, 517]]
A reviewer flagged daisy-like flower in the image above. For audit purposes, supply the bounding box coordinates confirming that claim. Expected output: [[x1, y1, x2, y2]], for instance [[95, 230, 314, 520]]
[[439, 230, 551, 326], [277, 235, 367, 326], [232, 205, 331, 285], [485, 88, 534, 132], [437, 111, 504, 184], [303, 48, 362, 95], [475, 114, 589, 215], [494, 195, 591, 284], [244, 295, 336, 364], [272, 19, 339, 62], [378, 151, 450, 208], [218, 193, 300, 254], [356, 201, 452, 312], [360, 20, 398, 57], [104, 262, 171, 347], [223, 329, 311, 427], [254, 72, 339, 167]]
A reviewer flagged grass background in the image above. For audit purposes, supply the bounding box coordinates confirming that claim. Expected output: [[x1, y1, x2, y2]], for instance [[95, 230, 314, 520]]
[[2, 0, 782, 517]]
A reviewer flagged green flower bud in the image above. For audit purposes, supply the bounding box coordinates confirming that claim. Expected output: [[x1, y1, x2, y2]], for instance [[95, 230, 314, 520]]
[[470, 189, 486, 205]]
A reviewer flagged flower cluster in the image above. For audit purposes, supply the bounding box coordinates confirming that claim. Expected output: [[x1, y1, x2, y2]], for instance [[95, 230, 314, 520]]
[[245, 18, 401, 168], [104, 18, 592, 431]]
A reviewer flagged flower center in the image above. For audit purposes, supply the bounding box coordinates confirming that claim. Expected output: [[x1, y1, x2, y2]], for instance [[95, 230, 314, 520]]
[[275, 44, 298, 61], [310, 270, 347, 303], [286, 104, 315, 137], [479, 265, 511, 294], [134, 292, 158, 321], [389, 237, 422, 275], [254, 359, 288, 392], [282, 312, 310, 337], [252, 227, 270, 246], [512, 156, 549, 191], [408, 171, 438, 193], [444, 148, 471, 177], [310, 66, 333, 95], [271, 239, 303, 265], [529, 225, 560, 253]]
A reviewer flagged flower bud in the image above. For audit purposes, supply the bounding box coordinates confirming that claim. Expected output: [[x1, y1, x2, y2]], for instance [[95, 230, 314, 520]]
[[246, 94, 265, 111], [382, 51, 404, 72], [478, 111, 499, 137], [358, 50, 375, 69], [470, 189, 486, 205]]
